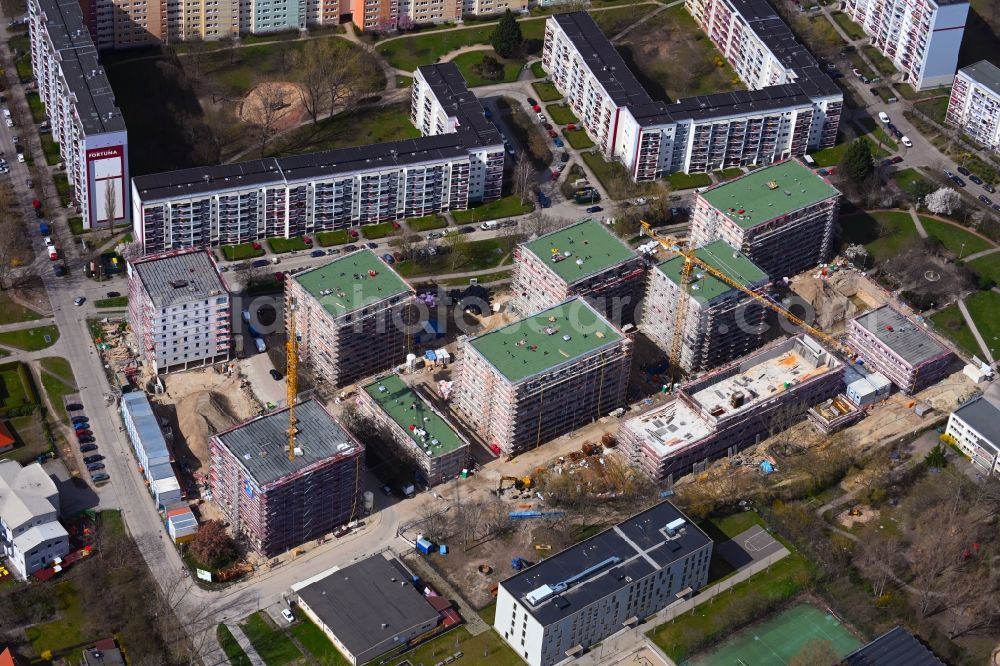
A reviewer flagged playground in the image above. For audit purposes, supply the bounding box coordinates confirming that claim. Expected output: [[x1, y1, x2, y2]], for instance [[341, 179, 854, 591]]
[[684, 603, 862, 665]]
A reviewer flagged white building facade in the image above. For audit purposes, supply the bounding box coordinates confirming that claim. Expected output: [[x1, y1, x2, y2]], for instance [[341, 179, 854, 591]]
[[0, 461, 69, 580], [945, 61, 1000, 153], [945, 396, 1000, 476]]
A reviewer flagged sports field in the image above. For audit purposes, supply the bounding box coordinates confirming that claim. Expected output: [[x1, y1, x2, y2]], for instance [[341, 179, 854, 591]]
[[684, 603, 862, 665]]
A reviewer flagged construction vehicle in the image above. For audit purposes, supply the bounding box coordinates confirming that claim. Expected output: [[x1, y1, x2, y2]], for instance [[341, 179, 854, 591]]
[[497, 476, 533, 494], [640, 221, 849, 375]]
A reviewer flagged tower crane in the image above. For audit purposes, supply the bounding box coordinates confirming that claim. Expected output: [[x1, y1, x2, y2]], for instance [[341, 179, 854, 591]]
[[640, 221, 848, 374], [286, 296, 298, 462]]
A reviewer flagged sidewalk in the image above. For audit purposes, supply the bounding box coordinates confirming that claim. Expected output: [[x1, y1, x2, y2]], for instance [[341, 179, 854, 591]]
[[957, 298, 995, 364], [224, 623, 266, 666]]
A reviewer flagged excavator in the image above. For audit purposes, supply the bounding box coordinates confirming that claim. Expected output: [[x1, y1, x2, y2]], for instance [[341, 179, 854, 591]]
[[497, 476, 534, 494]]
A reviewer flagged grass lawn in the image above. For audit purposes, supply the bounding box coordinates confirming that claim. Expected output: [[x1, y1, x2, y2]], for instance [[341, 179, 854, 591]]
[[715, 167, 744, 181], [1, 413, 49, 464], [914, 96, 950, 124], [838, 211, 918, 262], [862, 45, 897, 77], [931, 303, 981, 358], [38, 357, 75, 387], [563, 128, 595, 149], [24, 581, 89, 660], [94, 296, 129, 308], [452, 194, 533, 224], [545, 104, 579, 125], [591, 3, 657, 35], [965, 290, 1000, 361], [53, 173, 72, 207], [968, 254, 1000, 285], [846, 51, 877, 80], [316, 230, 352, 246], [38, 359, 76, 425], [221, 243, 265, 261], [40, 134, 61, 166], [531, 81, 563, 102], [267, 237, 310, 254], [0, 292, 42, 325], [376, 18, 545, 71], [0, 325, 60, 351], [531, 61, 546, 78], [396, 75, 413, 88], [668, 171, 713, 190], [290, 611, 351, 665], [892, 167, 932, 199], [25, 91, 46, 123], [0, 365, 34, 411], [217, 625, 252, 666], [67, 217, 85, 235], [582, 151, 648, 199], [382, 625, 523, 666], [451, 50, 522, 87], [394, 238, 514, 277], [897, 83, 950, 101], [408, 215, 448, 232], [831, 11, 866, 39], [242, 611, 302, 666], [811, 141, 851, 167], [920, 218, 993, 257], [270, 103, 421, 157], [361, 222, 397, 239]]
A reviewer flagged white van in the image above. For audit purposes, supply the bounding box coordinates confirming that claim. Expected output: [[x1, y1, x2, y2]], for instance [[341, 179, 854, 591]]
[[480, 220, 499, 231], [878, 112, 890, 124]]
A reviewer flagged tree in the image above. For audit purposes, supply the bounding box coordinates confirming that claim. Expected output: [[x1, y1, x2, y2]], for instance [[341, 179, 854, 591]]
[[249, 80, 292, 157], [521, 210, 557, 238], [512, 154, 534, 205], [104, 181, 118, 235], [291, 41, 333, 125], [491, 10, 523, 58], [925, 444, 948, 468], [443, 230, 471, 270], [188, 520, 238, 569], [397, 15, 414, 31], [853, 525, 902, 599], [842, 138, 874, 183], [924, 187, 962, 216]]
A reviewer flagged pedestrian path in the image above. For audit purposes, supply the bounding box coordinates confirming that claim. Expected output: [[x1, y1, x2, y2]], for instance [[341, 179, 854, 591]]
[[957, 298, 995, 364], [964, 246, 1000, 262], [225, 623, 267, 666], [908, 206, 928, 239]]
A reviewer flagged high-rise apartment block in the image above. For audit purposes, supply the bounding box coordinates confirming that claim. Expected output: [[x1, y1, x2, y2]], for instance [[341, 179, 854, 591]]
[[946, 61, 1000, 153], [127, 249, 232, 374], [132, 63, 502, 255], [495, 501, 712, 666], [461, 0, 527, 16], [641, 240, 770, 374], [620, 335, 843, 481], [210, 400, 364, 555], [688, 159, 841, 279], [285, 250, 415, 389], [541, 10, 841, 180], [843, 0, 968, 90], [510, 219, 646, 324], [454, 298, 632, 456], [28, 0, 129, 230]]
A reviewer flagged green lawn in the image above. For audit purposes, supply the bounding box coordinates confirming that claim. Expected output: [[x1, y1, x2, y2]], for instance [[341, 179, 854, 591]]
[[408, 215, 448, 232], [715, 168, 744, 181], [0, 292, 42, 325], [838, 211, 918, 263], [531, 81, 563, 102], [831, 11, 866, 39], [968, 253, 1000, 285], [25, 91, 46, 123], [810, 142, 850, 167], [24, 581, 89, 660], [582, 151, 649, 199], [242, 612, 302, 666], [914, 96, 950, 124], [531, 61, 546, 78], [1, 413, 49, 464], [931, 303, 981, 358], [0, 365, 34, 411], [376, 18, 545, 71], [0, 325, 60, 351], [862, 45, 897, 77], [892, 168, 932, 199], [563, 128, 595, 149], [897, 83, 950, 101], [361, 222, 397, 239], [316, 230, 352, 246], [846, 51, 877, 81], [53, 173, 72, 207], [396, 75, 413, 88], [218, 625, 252, 666], [452, 194, 534, 224], [451, 50, 522, 87], [668, 171, 713, 190], [270, 103, 421, 157], [920, 218, 993, 257], [394, 238, 514, 277], [38, 358, 76, 425], [267, 237, 310, 253], [67, 217, 85, 235], [40, 134, 61, 166], [381, 625, 523, 666], [545, 104, 579, 125], [964, 290, 1000, 361], [94, 296, 129, 308], [221, 243, 265, 261], [290, 611, 351, 665], [590, 3, 657, 35]]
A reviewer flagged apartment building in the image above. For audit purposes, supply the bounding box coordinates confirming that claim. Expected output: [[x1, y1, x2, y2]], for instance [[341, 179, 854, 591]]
[[209, 399, 364, 555], [945, 396, 1000, 476], [28, 0, 129, 230], [132, 64, 502, 255], [843, 0, 968, 90], [509, 219, 646, 325], [495, 501, 712, 666], [462, 0, 527, 16], [620, 335, 844, 481], [541, 10, 841, 181], [77, 0, 163, 48], [688, 159, 841, 279], [285, 250, 415, 389], [454, 297, 632, 456], [945, 60, 1000, 153], [0, 460, 69, 580], [846, 305, 955, 394], [120, 392, 183, 510], [127, 249, 232, 375], [358, 374, 470, 486], [641, 240, 770, 374]]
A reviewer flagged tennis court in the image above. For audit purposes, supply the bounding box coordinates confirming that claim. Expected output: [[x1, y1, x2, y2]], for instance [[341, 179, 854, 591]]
[[684, 603, 862, 665]]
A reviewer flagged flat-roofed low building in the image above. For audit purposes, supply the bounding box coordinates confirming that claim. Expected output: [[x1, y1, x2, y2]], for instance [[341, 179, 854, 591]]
[[287, 250, 415, 389], [454, 297, 632, 456], [358, 373, 470, 487], [510, 219, 646, 325], [120, 392, 183, 510], [620, 334, 844, 481], [846, 305, 955, 394], [0, 460, 69, 580], [689, 160, 841, 279], [945, 396, 1000, 476], [495, 501, 711, 666], [641, 240, 770, 374]]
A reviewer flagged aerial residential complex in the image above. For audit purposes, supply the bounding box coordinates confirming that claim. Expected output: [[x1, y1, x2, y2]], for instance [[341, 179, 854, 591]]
[[131, 63, 502, 254], [127, 250, 232, 375], [358, 374, 471, 487], [945, 60, 1000, 153], [28, 0, 129, 230], [495, 501, 712, 666], [510, 219, 646, 324], [210, 400, 364, 555], [641, 240, 770, 374], [842, 0, 968, 90], [286, 250, 415, 389], [455, 298, 632, 456], [846, 305, 955, 394], [0, 460, 69, 580], [541, 9, 841, 181], [620, 335, 844, 481], [945, 396, 1000, 477], [688, 160, 841, 279]]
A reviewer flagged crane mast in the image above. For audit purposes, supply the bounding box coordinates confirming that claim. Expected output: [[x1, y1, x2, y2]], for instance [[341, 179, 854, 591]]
[[286, 297, 298, 462]]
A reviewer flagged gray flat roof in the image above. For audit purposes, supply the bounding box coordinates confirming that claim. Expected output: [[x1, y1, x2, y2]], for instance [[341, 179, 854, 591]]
[[851, 305, 950, 367], [130, 250, 227, 309], [500, 501, 710, 627], [296, 555, 440, 659], [959, 60, 1000, 97], [845, 626, 945, 666], [416, 63, 504, 144], [952, 396, 1000, 448], [214, 400, 361, 488]]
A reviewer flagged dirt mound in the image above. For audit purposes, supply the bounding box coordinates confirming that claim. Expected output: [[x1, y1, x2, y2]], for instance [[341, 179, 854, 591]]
[[239, 81, 307, 132], [176, 391, 241, 469]]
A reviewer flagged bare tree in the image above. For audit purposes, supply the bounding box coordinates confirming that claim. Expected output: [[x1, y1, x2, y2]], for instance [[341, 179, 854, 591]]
[[249, 80, 293, 157], [521, 210, 557, 238], [853, 525, 902, 599], [325, 47, 379, 117], [104, 181, 118, 235], [443, 230, 471, 271], [512, 155, 533, 205], [291, 40, 333, 124]]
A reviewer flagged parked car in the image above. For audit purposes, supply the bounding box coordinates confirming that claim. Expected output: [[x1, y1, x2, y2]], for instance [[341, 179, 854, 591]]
[[531, 104, 541, 113], [536, 113, 547, 123], [891, 127, 903, 139], [90, 473, 110, 483], [459, 226, 475, 234], [80, 443, 98, 453], [327, 248, 341, 255], [852, 67, 863, 77], [381, 253, 395, 264], [970, 174, 984, 185], [66, 403, 83, 411], [427, 231, 444, 239], [553, 137, 564, 147], [878, 112, 890, 124], [979, 195, 993, 206], [365, 242, 378, 249], [71, 415, 88, 424], [309, 249, 325, 257], [273, 271, 285, 282], [86, 463, 105, 472], [78, 436, 95, 445], [73, 296, 85, 306], [526, 97, 537, 106], [74, 424, 89, 433], [560, 152, 570, 163], [900, 136, 913, 147], [83, 455, 103, 464], [281, 608, 295, 623], [586, 205, 603, 213], [944, 169, 955, 178], [984, 183, 996, 193], [952, 176, 966, 187], [542, 122, 552, 130], [890, 156, 903, 164], [270, 369, 283, 380], [53, 265, 65, 277], [250, 259, 269, 268], [547, 129, 557, 138], [75, 430, 92, 438], [957, 166, 971, 176]]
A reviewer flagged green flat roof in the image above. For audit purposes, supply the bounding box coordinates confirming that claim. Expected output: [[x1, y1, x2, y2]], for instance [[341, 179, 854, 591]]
[[468, 297, 622, 383], [522, 219, 636, 284], [656, 240, 768, 304], [701, 160, 840, 229], [363, 374, 467, 458], [293, 250, 411, 316]]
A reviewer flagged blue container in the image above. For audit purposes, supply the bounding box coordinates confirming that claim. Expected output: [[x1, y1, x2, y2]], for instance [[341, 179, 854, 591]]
[[439, 544, 448, 555], [416, 538, 433, 555]]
